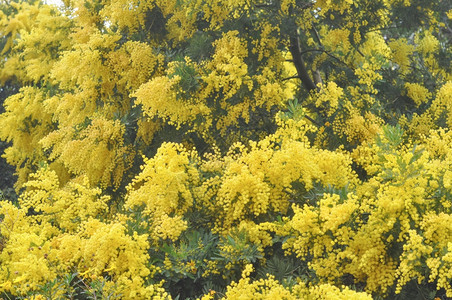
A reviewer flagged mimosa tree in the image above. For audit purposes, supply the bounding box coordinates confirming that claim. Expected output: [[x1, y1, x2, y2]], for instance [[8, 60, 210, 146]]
[[0, 0, 451, 299]]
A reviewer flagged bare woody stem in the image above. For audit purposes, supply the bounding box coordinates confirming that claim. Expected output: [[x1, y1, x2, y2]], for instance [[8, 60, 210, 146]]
[[289, 35, 317, 92]]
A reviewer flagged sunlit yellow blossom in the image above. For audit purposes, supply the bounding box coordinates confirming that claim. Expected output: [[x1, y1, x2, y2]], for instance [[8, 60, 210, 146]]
[[405, 83, 431, 106], [389, 38, 415, 74]]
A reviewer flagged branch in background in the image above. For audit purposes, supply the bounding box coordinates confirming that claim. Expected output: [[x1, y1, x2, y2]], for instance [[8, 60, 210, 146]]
[[282, 75, 301, 81], [289, 35, 317, 92], [300, 48, 353, 71], [313, 69, 323, 86], [300, 48, 324, 55], [304, 114, 320, 126], [311, 23, 323, 46], [310, 23, 324, 86]]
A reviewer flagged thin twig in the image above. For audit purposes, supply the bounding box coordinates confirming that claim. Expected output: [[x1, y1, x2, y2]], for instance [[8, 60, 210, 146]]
[[304, 114, 320, 126], [282, 75, 301, 81]]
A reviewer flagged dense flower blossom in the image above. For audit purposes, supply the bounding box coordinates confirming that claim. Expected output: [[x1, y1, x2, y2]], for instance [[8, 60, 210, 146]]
[[0, 0, 451, 299]]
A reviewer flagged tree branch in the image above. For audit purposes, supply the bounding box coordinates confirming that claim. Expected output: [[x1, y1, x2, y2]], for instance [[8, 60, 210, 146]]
[[289, 35, 317, 92], [304, 114, 320, 126], [282, 75, 300, 81], [312, 23, 323, 46], [300, 48, 353, 69]]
